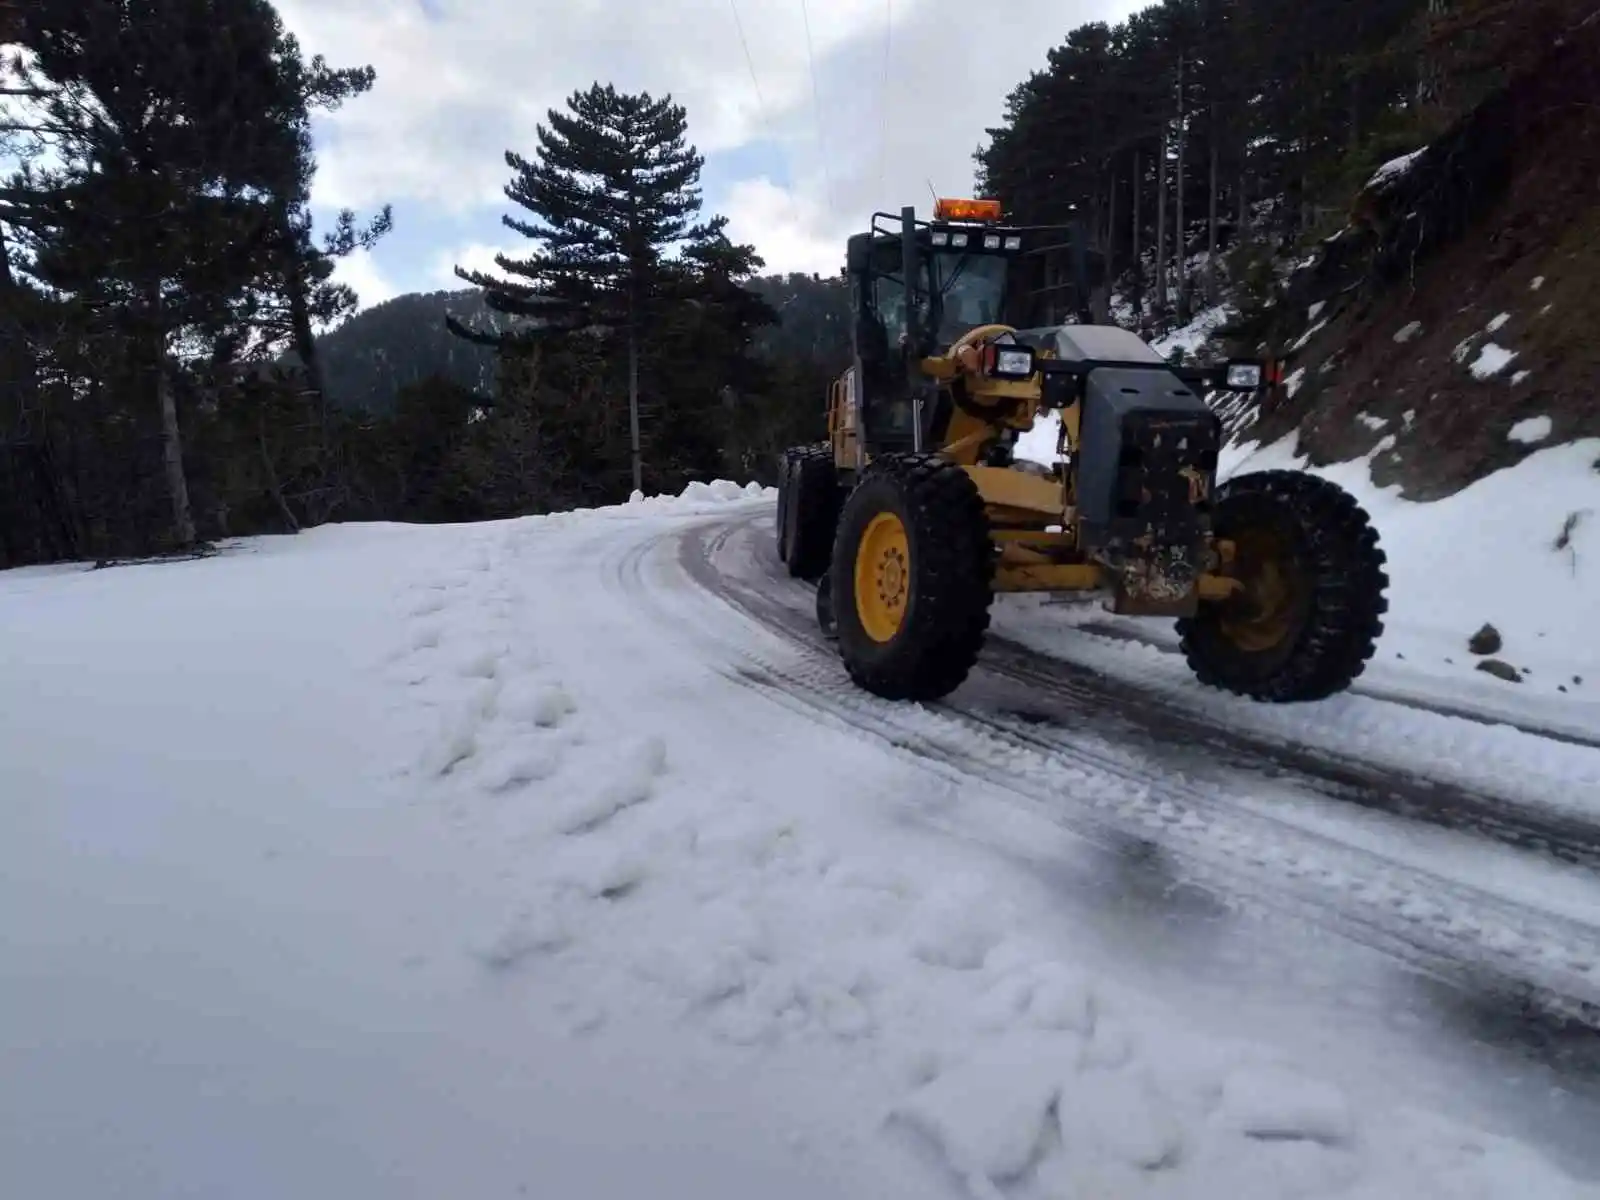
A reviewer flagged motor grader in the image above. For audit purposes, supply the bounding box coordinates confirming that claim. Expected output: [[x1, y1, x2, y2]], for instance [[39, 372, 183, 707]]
[[776, 199, 1389, 704]]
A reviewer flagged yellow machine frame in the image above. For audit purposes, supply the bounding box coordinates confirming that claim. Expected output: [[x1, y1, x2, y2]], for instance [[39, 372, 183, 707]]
[[826, 323, 1243, 610]]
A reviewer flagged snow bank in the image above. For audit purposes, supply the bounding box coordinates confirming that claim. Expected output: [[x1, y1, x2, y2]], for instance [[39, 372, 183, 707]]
[[1221, 433, 1600, 715], [996, 435, 1600, 798], [1011, 331, 1599, 757], [622, 478, 771, 513]]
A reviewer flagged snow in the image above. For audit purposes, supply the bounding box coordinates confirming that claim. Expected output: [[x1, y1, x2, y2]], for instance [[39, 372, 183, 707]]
[[1014, 415, 1062, 466], [1152, 303, 1234, 361], [1357, 411, 1388, 431], [998, 436, 1600, 778], [1511, 415, 1554, 444], [7, 478, 1600, 1199], [1486, 312, 1512, 334], [1469, 341, 1517, 379], [1369, 148, 1426, 188], [1394, 320, 1424, 343], [1289, 317, 1330, 353], [1532, 276, 1547, 291]]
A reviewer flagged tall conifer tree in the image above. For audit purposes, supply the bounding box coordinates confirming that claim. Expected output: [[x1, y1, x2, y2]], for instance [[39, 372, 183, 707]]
[[453, 83, 727, 494]]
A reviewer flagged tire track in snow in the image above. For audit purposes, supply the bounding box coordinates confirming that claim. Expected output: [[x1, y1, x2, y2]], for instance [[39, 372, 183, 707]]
[[707, 509, 1600, 870], [368, 502, 1600, 1187], [375, 512, 1600, 1195], [642, 512, 1600, 1035]]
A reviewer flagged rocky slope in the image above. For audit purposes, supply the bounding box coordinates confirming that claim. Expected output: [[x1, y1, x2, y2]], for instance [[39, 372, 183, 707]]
[[1226, 7, 1600, 500]]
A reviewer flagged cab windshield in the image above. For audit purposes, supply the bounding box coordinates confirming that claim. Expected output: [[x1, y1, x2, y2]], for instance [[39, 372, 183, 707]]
[[860, 238, 1013, 349], [927, 251, 1008, 346]]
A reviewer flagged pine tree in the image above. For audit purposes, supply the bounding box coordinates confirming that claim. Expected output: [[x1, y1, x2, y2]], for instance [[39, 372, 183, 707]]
[[1, 0, 394, 561], [231, 31, 393, 528], [9, 0, 320, 549], [452, 82, 771, 500], [453, 83, 714, 494]]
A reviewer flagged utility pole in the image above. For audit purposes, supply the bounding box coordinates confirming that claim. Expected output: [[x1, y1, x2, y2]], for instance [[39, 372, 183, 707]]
[[627, 184, 643, 495], [628, 317, 641, 494]]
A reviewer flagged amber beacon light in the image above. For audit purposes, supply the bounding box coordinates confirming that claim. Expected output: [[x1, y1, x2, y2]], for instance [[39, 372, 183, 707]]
[[932, 197, 1003, 222]]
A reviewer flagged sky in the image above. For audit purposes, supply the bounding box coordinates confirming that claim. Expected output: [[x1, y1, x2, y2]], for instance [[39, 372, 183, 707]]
[[277, 0, 1153, 311]]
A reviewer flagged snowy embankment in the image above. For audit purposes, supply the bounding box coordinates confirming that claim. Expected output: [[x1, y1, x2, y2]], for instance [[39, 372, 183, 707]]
[[1005, 425, 1600, 809], [3, 481, 1598, 1199], [1012, 306, 1600, 786]]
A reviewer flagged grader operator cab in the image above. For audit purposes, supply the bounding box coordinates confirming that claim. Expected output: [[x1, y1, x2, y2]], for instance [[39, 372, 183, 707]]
[[776, 199, 1389, 704]]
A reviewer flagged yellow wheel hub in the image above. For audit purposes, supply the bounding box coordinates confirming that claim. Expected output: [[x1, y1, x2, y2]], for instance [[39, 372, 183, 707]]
[[853, 511, 911, 643], [1218, 528, 1301, 653]]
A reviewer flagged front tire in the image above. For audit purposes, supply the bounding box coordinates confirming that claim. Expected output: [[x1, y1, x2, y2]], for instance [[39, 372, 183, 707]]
[[830, 454, 994, 701], [1178, 470, 1388, 702]]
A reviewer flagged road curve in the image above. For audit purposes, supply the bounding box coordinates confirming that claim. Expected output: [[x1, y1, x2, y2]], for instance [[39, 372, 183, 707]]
[[663, 508, 1600, 1028]]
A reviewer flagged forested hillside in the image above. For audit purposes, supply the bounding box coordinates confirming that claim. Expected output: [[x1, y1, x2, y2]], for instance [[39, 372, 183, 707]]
[[3, 0, 1593, 568], [296, 289, 503, 415], [308, 272, 848, 421], [976, 0, 1592, 328], [976, 0, 1599, 497]]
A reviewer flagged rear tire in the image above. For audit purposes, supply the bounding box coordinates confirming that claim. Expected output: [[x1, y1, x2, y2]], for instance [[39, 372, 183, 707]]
[[775, 449, 799, 565], [1178, 470, 1388, 702], [830, 453, 994, 701], [784, 444, 840, 581], [775, 453, 794, 564], [815, 569, 837, 640]]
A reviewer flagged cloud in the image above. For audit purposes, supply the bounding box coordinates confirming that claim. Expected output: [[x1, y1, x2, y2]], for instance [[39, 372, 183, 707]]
[[280, 0, 889, 214], [723, 178, 840, 277], [429, 238, 538, 293], [280, 0, 1153, 295], [328, 247, 398, 311]]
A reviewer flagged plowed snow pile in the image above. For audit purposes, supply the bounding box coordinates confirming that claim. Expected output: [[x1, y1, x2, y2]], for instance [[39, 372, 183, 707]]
[[2, 479, 1596, 1199], [1008, 422, 1600, 790]]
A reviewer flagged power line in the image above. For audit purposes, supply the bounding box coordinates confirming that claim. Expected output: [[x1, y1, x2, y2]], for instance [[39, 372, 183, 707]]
[[798, 0, 835, 218], [879, 0, 892, 205], [727, 0, 769, 129]]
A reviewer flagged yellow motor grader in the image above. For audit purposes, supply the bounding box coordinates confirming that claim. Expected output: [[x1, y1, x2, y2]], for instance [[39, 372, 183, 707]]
[[776, 199, 1388, 703]]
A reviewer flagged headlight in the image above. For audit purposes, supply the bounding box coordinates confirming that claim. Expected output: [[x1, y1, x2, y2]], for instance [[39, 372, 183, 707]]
[[985, 345, 1036, 379], [1224, 361, 1264, 390]]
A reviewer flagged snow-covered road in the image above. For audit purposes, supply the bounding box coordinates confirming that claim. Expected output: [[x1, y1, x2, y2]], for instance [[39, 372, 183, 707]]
[[5, 484, 1600, 1199]]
